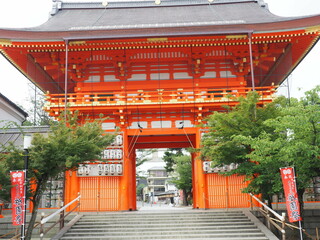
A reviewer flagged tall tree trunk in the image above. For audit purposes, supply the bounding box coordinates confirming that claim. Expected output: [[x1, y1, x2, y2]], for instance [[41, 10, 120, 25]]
[[297, 188, 305, 227], [182, 189, 188, 206], [25, 180, 46, 240], [262, 193, 273, 209]]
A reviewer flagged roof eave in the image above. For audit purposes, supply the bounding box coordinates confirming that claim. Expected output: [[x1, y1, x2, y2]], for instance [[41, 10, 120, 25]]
[[0, 93, 28, 118], [0, 15, 319, 42]]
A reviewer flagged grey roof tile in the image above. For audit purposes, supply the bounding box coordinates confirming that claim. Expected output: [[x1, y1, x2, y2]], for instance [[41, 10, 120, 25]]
[[0, 0, 319, 41], [31, 0, 298, 32]]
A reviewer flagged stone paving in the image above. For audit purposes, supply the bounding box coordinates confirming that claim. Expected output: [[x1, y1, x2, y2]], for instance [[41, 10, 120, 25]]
[[137, 201, 193, 211]]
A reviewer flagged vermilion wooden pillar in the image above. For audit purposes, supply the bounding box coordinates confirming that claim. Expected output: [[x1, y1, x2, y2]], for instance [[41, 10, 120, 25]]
[[192, 129, 207, 209], [191, 151, 197, 208], [119, 129, 136, 210], [129, 148, 137, 211], [64, 171, 71, 210], [65, 170, 79, 211]]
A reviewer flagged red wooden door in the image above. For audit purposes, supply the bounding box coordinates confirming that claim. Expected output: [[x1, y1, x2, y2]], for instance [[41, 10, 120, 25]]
[[206, 173, 250, 208], [79, 176, 119, 211]]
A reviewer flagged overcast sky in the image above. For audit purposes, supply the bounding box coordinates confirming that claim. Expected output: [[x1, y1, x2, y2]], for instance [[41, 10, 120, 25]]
[[0, 0, 319, 108]]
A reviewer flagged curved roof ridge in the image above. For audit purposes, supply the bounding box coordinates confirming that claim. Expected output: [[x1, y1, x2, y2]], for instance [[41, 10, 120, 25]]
[[0, 0, 319, 40], [51, 0, 265, 15], [40, 0, 300, 34]]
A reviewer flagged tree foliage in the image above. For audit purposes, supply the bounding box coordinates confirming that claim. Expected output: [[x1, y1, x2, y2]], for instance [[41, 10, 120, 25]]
[[15, 85, 52, 126], [0, 112, 115, 239], [163, 148, 183, 172], [201, 88, 319, 206], [201, 91, 285, 165], [136, 183, 146, 197], [171, 155, 192, 206], [238, 86, 320, 210], [136, 149, 156, 168], [201, 87, 320, 211], [135, 149, 156, 178], [162, 149, 192, 206]]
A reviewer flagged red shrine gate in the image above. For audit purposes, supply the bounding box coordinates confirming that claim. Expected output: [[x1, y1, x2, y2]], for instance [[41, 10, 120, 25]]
[[0, 0, 319, 211], [64, 127, 253, 211]]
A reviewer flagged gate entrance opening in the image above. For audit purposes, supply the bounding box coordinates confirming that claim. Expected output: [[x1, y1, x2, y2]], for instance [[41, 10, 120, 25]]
[[66, 129, 251, 211]]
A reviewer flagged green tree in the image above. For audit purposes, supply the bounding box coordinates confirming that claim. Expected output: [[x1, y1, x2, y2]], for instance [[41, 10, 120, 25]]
[[135, 149, 156, 178], [201, 87, 320, 214], [136, 183, 146, 199], [0, 146, 15, 202], [136, 149, 156, 168], [163, 148, 183, 173], [22, 92, 52, 126], [0, 112, 114, 240], [237, 86, 320, 213], [171, 155, 192, 206], [0, 123, 26, 202], [201, 92, 286, 203], [14, 84, 52, 126]]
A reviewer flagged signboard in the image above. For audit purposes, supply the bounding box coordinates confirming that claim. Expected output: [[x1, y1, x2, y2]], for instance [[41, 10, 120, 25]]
[[101, 133, 123, 161], [10, 171, 25, 226], [102, 149, 123, 160], [280, 167, 302, 223], [112, 134, 123, 146], [77, 163, 123, 177], [203, 161, 238, 173], [77, 133, 124, 177]]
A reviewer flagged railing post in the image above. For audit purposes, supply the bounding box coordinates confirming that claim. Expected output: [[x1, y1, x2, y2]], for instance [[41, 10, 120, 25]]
[[77, 192, 80, 214], [59, 201, 64, 230], [250, 195, 253, 211], [40, 194, 81, 239], [40, 212, 45, 240], [264, 200, 271, 229], [281, 212, 286, 240]]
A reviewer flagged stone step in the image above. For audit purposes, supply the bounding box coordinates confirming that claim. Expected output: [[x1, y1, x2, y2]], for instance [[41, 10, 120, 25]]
[[76, 218, 251, 224], [64, 228, 262, 235], [69, 224, 256, 231], [80, 211, 244, 218], [60, 238, 269, 240], [73, 222, 253, 229], [54, 210, 275, 240], [76, 218, 249, 224], [80, 210, 243, 217], [79, 215, 248, 221], [60, 232, 269, 240]]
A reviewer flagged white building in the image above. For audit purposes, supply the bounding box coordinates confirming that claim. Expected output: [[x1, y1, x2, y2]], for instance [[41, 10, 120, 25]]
[[0, 92, 28, 127]]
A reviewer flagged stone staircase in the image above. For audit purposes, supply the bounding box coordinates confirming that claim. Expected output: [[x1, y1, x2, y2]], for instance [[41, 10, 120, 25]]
[[53, 210, 277, 240]]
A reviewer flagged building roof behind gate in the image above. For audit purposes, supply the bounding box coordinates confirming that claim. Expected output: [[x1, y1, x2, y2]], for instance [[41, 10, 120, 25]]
[[0, 0, 319, 40]]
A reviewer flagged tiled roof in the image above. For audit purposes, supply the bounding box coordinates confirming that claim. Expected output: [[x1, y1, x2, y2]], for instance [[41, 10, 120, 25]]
[[1, 0, 319, 40], [148, 166, 166, 171], [37, 0, 291, 32], [54, 0, 268, 10]]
